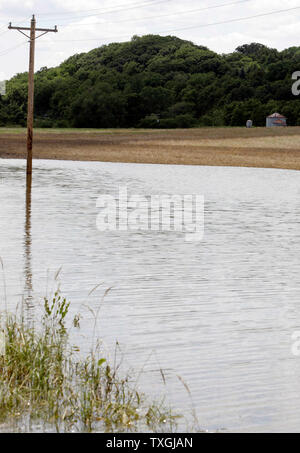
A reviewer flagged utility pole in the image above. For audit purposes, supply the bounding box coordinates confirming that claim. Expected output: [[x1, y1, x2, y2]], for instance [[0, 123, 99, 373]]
[[8, 15, 58, 182]]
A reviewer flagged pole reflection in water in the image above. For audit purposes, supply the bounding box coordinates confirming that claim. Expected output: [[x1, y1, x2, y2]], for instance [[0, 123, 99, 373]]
[[24, 174, 33, 313]]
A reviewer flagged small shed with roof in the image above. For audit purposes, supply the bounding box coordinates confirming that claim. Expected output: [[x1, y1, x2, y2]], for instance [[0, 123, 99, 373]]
[[266, 113, 287, 127]]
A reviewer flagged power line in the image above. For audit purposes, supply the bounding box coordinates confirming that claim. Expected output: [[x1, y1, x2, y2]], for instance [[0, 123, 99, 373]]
[[0, 16, 46, 57], [0, 29, 9, 38], [52, 5, 300, 43], [39, 0, 172, 21], [0, 41, 27, 57], [39, 0, 156, 16], [0, 16, 32, 38], [161, 4, 300, 35], [56, 0, 251, 29], [0, 28, 12, 38], [0, 3, 168, 32]]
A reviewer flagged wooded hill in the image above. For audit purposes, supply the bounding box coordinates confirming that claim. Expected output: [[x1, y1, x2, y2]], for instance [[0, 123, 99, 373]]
[[0, 34, 299, 128]]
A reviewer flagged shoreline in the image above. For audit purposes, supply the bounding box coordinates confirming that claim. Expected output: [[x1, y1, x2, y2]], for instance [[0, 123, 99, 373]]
[[1, 127, 300, 170]]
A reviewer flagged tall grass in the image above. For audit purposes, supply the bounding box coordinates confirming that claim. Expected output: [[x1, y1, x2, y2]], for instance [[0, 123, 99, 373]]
[[0, 294, 179, 432]]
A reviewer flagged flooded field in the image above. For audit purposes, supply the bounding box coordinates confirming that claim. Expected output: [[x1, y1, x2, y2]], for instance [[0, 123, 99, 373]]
[[1, 158, 300, 432]]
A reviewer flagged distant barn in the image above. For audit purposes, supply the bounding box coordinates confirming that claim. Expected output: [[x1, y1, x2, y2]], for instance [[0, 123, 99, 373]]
[[266, 113, 287, 127]]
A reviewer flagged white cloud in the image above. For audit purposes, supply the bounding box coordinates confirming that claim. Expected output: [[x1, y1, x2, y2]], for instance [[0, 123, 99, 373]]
[[0, 0, 300, 79]]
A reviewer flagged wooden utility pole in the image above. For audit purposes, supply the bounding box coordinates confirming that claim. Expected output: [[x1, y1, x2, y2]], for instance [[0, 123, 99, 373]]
[[8, 15, 58, 181]]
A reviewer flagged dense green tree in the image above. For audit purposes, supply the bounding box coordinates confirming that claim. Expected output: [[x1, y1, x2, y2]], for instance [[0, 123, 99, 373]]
[[0, 35, 299, 128]]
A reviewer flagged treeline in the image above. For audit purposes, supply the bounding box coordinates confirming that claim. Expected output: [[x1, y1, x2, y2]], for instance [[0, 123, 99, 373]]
[[0, 35, 300, 128]]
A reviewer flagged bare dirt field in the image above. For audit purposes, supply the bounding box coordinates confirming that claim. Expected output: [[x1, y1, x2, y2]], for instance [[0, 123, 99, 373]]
[[0, 127, 300, 170]]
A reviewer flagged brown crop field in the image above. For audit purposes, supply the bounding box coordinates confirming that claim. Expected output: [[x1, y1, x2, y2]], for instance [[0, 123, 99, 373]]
[[0, 127, 300, 170]]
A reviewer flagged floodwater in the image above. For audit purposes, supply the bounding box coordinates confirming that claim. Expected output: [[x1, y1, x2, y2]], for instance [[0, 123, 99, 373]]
[[1, 158, 300, 433]]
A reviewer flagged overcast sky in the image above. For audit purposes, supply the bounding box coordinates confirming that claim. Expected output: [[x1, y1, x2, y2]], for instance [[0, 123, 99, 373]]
[[0, 0, 299, 80]]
